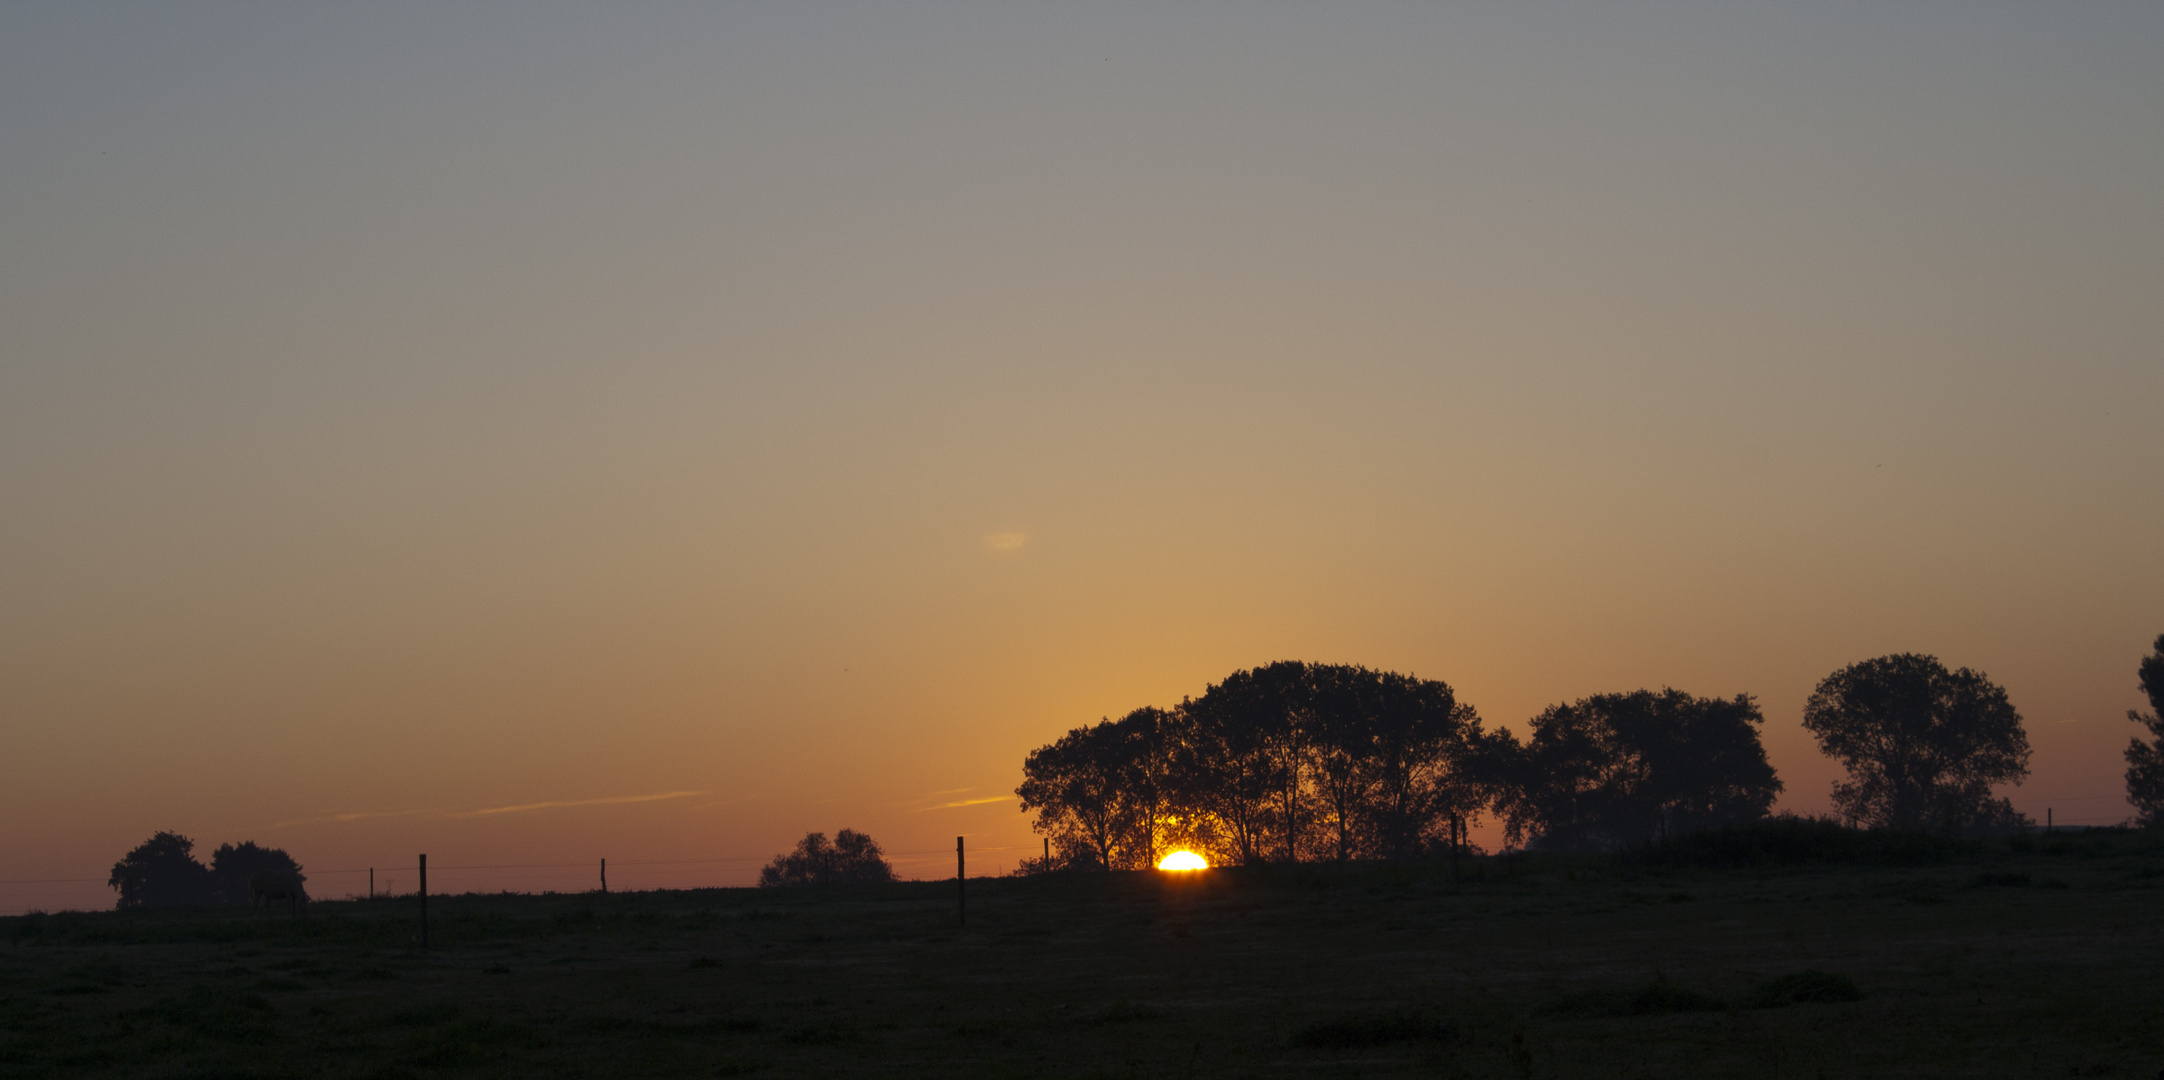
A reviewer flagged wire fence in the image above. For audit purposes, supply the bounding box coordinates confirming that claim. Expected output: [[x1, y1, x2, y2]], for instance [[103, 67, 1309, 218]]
[[0, 843, 1035, 913]]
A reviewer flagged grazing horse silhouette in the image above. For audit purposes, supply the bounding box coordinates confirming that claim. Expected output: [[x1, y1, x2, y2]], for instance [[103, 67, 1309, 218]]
[[250, 869, 307, 916]]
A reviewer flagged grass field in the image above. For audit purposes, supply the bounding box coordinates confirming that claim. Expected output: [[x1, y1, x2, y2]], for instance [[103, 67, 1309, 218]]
[[4, 833, 2161, 1079]]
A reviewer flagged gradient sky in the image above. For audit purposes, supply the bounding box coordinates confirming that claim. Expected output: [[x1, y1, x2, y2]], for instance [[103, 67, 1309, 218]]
[[4, 2, 2160, 912]]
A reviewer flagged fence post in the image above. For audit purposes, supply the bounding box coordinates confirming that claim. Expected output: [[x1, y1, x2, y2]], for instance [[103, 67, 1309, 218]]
[[418, 854, 428, 951], [601, 858, 608, 894], [1043, 837, 1050, 869], [368, 868, 374, 900], [956, 836, 966, 926]]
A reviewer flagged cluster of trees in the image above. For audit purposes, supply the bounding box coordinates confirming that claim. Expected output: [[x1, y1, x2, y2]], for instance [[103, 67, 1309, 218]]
[[107, 832, 305, 910], [1017, 651, 2077, 868], [758, 829, 894, 887], [1016, 663, 1505, 870]]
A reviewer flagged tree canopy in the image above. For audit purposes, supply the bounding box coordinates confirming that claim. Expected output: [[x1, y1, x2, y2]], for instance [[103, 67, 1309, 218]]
[[2125, 634, 2164, 828], [1018, 662, 1495, 868], [209, 841, 306, 907], [757, 829, 894, 887], [109, 831, 212, 910], [108, 834, 306, 909], [1498, 689, 1782, 852], [1803, 654, 2031, 836]]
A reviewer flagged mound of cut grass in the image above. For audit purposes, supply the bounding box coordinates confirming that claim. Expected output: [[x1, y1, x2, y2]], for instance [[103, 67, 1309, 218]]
[[1290, 1009, 1453, 1048], [1744, 970, 1863, 1008]]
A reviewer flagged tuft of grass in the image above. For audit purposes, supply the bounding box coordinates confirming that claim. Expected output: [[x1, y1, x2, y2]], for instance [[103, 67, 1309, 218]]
[[1744, 970, 1863, 1008], [1289, 1009, 1453, 1049]]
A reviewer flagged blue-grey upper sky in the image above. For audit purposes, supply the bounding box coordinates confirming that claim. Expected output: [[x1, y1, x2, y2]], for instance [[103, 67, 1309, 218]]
[[3, 1, 2160, 909]]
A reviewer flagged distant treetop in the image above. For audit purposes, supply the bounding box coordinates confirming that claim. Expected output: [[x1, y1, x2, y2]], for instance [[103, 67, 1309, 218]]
[[758, 829, 894, 887]]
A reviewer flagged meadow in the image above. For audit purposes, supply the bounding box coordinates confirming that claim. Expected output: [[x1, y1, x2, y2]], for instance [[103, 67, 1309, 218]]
[[4, 833, 2160, 1079]]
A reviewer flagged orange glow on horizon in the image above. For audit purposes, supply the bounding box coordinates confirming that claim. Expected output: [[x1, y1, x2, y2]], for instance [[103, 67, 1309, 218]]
[[1157, 851, 1208, 871]]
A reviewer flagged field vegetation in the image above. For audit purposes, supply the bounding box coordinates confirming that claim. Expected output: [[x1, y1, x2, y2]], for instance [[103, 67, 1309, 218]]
[[7, 827, 2161, 1079]]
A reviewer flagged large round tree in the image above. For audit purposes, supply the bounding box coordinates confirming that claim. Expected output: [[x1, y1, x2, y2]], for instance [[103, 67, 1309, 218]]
[[1803, 654, 2031, 835]]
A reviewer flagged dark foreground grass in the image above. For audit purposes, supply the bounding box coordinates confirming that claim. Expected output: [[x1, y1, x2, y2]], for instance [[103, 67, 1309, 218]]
[[4, 832, 2162, 1078]]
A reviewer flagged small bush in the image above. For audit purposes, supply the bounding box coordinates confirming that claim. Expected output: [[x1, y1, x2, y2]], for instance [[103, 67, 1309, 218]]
[[1290, 1010, 1453, 1048], [1744, 970, 1863, 1008]]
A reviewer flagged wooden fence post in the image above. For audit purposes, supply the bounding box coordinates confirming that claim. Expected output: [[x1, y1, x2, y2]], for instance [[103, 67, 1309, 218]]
[[601, 858, 608, 894], [418, 854, 428, 950], [956, 836, 965, 926], [368, 868, 373, 900]]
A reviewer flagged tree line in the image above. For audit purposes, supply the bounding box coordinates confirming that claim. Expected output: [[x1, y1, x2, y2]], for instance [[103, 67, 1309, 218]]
[[1018, 642, 2164, 870], [107, 832, 305, 910]]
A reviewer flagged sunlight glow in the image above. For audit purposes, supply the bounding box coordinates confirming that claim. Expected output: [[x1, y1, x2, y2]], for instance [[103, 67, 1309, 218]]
[[1157, 850, 1207, 871]]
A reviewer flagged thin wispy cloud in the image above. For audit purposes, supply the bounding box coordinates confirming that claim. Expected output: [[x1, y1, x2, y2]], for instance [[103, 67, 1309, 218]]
[[279, 790, 704, 828], [275, 806, 451, 827], [465, 792, 701, 813], [917, 795, 1013, 811]]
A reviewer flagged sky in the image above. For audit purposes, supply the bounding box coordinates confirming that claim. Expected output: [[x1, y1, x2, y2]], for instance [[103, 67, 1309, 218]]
[[3, 1, 2160, 913]]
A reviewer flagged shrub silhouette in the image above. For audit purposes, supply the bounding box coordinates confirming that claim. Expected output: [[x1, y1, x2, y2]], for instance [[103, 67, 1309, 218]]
[[1630, 814, 1974, 869], [758, 829, 893, 887]]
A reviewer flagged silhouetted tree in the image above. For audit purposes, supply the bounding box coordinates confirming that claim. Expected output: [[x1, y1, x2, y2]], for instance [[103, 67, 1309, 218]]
[[1305, 665, 1494, 860], [1498, 690, 1781, 852], [1803, 654, 2031, 836], [1189, 662, 1317, 862], [1024, 663, 1497, 868], [1173, 670, 1296, 865], [1109, 707, 1183, 868], [109, 831, 212, 910], [209, 842, 305, 907], [2125, 634, 2164, 828], [757, 830, 893, 887], [1018, 718, 1141, 869]]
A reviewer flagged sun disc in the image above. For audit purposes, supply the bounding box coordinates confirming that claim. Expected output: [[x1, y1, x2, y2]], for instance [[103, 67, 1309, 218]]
[[1157, 851, 1207, 871]]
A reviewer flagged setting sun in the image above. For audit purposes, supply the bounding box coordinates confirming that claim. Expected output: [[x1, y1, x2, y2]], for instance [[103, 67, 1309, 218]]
[[1157, 851, 1208, 871]]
